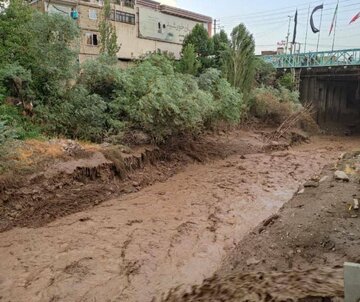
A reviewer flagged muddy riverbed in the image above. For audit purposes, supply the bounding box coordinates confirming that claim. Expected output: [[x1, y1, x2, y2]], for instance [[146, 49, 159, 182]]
[[0, 132, 359, 302]]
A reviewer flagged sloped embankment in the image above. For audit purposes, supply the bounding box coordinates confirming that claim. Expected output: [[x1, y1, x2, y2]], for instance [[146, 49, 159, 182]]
[[0, 130, 264, 231]]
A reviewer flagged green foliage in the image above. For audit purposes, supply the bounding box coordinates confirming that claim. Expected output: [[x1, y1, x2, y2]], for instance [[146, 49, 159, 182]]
[[212, 30, 230, 69], [0, 0, 253, 146], [27, 12, 80, 101], [223, 24, 256, 98], [254, 58, 276, 87], [198, 68, 243, 124], [178, 44, 201, 75], [79, 55, 122, 99], [99, 0, 120, 57], [0, 120, 16, 145], [278, 72, 296, 91], [0, 104, 41, 139], [113, 56, 215, 142], [0, 0, 34, 69], [38, 86, 123, 142], [0, 63, 33, 100], [0, 1, 80, 102], [183, 24, 214, 70]]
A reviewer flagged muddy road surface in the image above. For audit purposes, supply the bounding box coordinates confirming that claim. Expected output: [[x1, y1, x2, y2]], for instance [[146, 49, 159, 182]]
[[0, 133, 359, 302]]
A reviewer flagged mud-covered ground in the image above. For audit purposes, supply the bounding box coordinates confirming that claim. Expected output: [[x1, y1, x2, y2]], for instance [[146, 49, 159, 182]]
[[162, 143, 360, 302], [0, 130, 264, 231], [0, 132, 359, 302]]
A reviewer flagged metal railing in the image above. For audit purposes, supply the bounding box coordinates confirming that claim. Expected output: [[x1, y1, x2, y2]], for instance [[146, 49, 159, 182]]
[[261, 48, 360, 69]]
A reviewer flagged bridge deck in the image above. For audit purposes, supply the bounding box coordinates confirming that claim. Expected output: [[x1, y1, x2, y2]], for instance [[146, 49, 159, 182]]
[[261, 48, 360, 69]]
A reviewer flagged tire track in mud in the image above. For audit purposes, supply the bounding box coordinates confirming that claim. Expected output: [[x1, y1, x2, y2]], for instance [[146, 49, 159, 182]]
[[0, 137, 351, 302]]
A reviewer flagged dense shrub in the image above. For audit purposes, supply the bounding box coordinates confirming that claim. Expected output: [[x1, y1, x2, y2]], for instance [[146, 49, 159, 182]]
[[250, 86, 299, 124], [79, 55, 122, 99], [198, 68, 243, 124], [0, 104, 41, 139], [0, 120, 15, 145], [113, 58, 215, 142], [0, 64, 33, 101], [278, 73, 296, 91], [37, 86, 123, 142], [254, 58, 277, 87]]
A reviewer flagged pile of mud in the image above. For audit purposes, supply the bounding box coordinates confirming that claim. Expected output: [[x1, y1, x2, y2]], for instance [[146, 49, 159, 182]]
[[159, 267, 343, 301]]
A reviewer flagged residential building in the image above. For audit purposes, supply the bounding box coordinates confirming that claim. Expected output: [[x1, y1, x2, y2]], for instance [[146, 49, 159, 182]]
[[32, 0, 212, 63]]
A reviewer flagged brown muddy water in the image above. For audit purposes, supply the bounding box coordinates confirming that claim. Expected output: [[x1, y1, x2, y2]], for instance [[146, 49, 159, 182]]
[[0, 134, 359, 302]]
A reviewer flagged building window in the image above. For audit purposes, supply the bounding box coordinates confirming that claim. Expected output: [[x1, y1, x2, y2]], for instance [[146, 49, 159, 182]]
[[123, 0, 135, 8], [111, 10, 135, 24], [86, 33, 98, 46], [89, 9, 97, 20]]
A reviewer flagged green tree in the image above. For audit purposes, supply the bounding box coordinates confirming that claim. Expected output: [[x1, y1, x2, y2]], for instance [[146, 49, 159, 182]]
[[183, 24, 213, 70], [99, 0, 120, 58], [0, 1, 80, 102], [223, 24, 255, 98], [212, 30, 230, 69], [0, 0, 34, 68], [28, 12, 80, 101], [178, 44, 201, 75]]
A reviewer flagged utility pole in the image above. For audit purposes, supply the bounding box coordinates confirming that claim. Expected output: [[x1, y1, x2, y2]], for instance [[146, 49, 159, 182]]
[[332, 0, 339, 51], [213, 19, 219, 35], [285, 15, 293, 54], [304, 4, 311, 53]]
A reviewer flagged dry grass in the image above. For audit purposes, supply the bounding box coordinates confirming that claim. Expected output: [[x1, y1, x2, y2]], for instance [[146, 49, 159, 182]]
[[0, 138, 101, 176]]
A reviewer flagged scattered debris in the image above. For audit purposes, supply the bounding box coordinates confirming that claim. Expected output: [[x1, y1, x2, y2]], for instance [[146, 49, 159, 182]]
[[297, 188, 305, 194], [354, 199, 359, 211], [334, 170, 350, 182], [319, 176, 329, 183]]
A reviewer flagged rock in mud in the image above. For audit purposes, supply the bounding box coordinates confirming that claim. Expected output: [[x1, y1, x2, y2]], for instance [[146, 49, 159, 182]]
[[304, 180, 319, 188], [334, 170, 350, 182], [246, 257, 261, 266]]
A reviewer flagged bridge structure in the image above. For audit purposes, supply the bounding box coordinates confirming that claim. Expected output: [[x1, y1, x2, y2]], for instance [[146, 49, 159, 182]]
[[260, 48, 360, 134], [261, 48, 360, 69]]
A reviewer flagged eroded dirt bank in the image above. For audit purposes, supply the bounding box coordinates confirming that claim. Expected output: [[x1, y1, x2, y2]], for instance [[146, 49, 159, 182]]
[[0, 134, 358, 302]]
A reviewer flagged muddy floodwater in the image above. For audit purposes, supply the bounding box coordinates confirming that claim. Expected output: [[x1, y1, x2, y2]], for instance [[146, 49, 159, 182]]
[[0, 134, 359, 302]]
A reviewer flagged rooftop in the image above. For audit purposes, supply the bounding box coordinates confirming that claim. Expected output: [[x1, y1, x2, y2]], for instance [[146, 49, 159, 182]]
[[137, 0, 212, 23]]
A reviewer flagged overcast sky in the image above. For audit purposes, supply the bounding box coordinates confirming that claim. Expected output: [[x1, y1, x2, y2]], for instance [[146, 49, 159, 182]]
[[160, 0, 360, 54]]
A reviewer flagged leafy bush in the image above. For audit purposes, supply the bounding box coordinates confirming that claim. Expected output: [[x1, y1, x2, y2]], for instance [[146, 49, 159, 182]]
[[37, 86, 123, 142], [113, 58, 214, 142], [254, 58, 276, 86], [0, 120, 16, 145], [0, 104, 41, 139], [79, 55, 122, 99], [0, 64, 33, 100], [250, 86, 299, 125], [198, 68, 243, 124], [278, 72, 296, 91]]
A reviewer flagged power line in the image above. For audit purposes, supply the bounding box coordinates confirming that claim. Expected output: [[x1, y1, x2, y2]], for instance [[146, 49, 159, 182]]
[[219, 0, 360, 29], [217, 0, 356, 20]]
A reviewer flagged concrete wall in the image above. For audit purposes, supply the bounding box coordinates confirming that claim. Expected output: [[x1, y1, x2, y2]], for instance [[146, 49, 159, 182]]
[[300, 68, 360, 132]]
